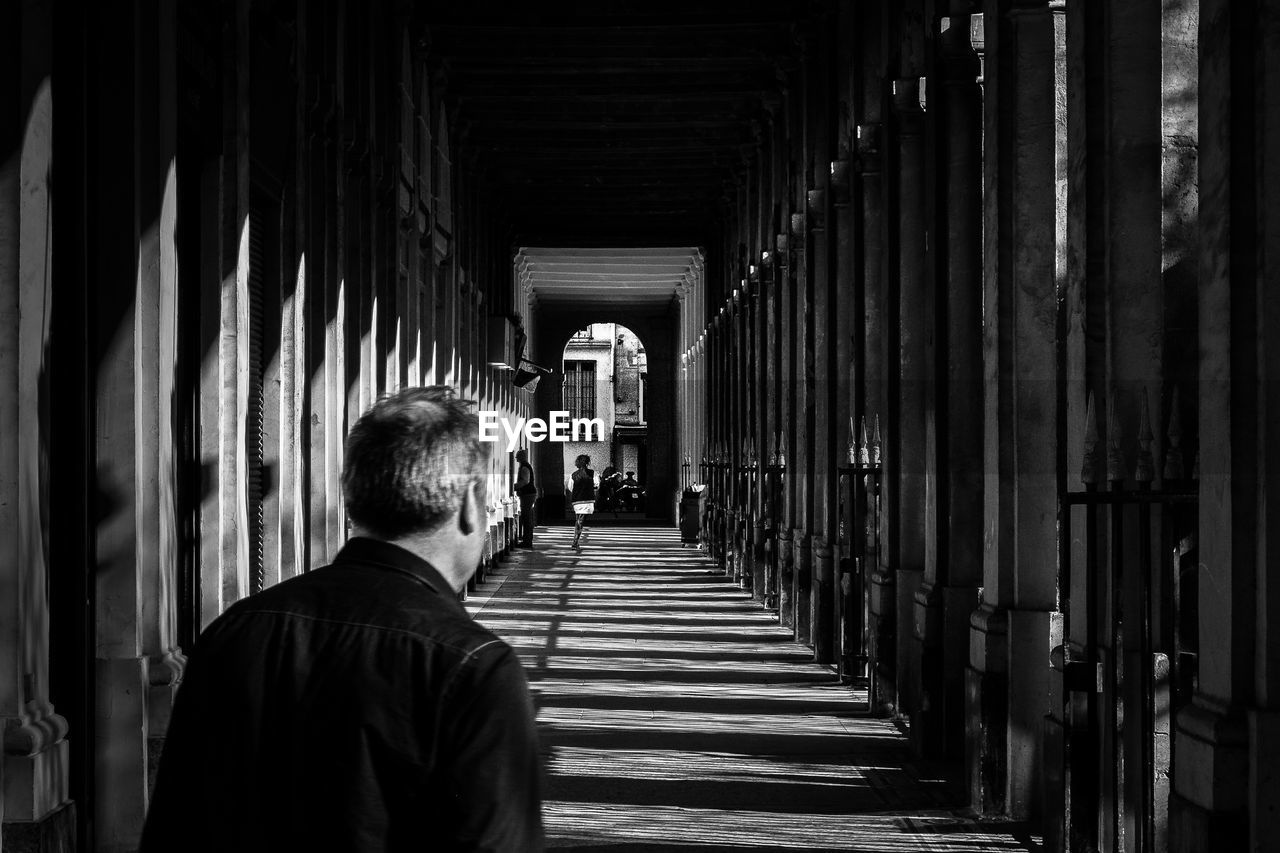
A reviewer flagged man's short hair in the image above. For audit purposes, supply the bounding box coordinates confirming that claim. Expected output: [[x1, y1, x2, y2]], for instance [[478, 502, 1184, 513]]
[[342, 387, 490, 539]]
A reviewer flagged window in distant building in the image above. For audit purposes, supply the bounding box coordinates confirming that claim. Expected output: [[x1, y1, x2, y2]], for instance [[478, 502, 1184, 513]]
[[563, 360, 596, 420]]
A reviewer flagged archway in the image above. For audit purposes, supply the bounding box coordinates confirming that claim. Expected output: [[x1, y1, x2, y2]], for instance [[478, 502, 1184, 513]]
[[528, 307, 677, 524], [559, 323, 649, 516]]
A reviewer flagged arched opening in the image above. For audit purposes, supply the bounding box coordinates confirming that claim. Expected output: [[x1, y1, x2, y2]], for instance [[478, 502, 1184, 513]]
[[560, 322, 648, 517]]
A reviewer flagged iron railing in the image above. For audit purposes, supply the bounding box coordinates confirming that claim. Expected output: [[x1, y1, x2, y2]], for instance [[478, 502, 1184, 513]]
[[1057, 390, 1197, 853]]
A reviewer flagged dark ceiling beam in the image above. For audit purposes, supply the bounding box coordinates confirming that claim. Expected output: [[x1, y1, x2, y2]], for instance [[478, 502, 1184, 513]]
[[441, 80, 775, 98], [431, 24, 789, 52], [421, 1, 809, 27], [485, 150, 736, 163], [465, 129, 753, 146], [459, 104, 764, 122], [455, 92, 772, 105], [460, 117, 762, 132]]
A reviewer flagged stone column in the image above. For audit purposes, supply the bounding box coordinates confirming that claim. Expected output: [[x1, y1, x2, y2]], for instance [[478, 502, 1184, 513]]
[[733, 238, 749, 589], [763, 228, 782, 610], [751, 134, 772, 601], [1251, 2, 1280, 842], [710, 299, 725, 567], [855, 121, 893, 714], [808, 22, 837, 664], [891, 73, 928, 727], [91, 4, 189, 848], [0, 2, 74, 845], [792, 41, 816, 646], [832, 146, 858, 679], [913, 2, 985, 762], [968, 0, 1062, 820], [777, 197, 797, 629], [1171, 0, 1274, 849]]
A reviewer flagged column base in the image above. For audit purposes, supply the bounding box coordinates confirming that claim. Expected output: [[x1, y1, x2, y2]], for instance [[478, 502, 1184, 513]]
[[941, 584, 981, 760], [146, 645, 185, 798], [776, 528, 794, 630], [95, 657, 149, 853], [2, 700, 70, 823], [751, 522, 767, 603], [762, 527, 779, 611], [896, 566, 923, 725], [1, 800, 76, 853], [735, 514, 752, 591], [868, 567, 897, 716], [1249, 709, 1280, 852], [1170, 697, 1249, 853], [964, 603, 1054, 820], [1005, 607, 1053, 822], [792, 530, 812, 646], [811, 536, 835, 665], [966, 602, 1007, 816], [911, 580, 945, 757]]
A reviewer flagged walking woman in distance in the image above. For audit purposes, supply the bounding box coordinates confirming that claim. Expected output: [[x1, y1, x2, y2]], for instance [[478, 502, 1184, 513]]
[[567, 454, 596, 548]]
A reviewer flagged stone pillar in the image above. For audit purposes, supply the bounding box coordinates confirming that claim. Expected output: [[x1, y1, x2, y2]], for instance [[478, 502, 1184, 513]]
[[1171, 0, 1275, 849], [858, 121, 895, 714], [764, 230, 782, 610], [777, 200, 797, 629], [891, 73, 928, 728], [0, 3, 74, 845], [968, 0, 1062, 820], [792, 40, 816, 647], [808, 56, 836, 663], [733, 244, 749, 590], [832, 141, 858, 683], [913, 2, 985, 763], [90, 4, 189, 849]]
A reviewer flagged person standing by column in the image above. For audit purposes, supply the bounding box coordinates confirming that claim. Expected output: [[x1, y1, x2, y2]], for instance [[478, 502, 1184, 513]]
[[515, 448, 538, 548], [567, 454, 596, 548]]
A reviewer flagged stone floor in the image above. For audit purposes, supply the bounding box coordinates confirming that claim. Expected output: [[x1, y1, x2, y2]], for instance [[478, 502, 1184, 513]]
[[466, 525, 1043, 853]]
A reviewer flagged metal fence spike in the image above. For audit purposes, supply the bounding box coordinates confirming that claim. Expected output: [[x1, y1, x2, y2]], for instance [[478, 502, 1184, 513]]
[[1082, 390, 1100, 485], [1135, 387, 1155, 483]]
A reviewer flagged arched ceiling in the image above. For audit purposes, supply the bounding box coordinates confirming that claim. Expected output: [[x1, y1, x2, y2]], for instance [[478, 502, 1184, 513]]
[[515, 247, 703, 314], [422, 1, 815, 247]]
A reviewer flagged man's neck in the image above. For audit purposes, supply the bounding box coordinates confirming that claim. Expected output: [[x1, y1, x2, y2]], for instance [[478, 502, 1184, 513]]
[[352, 526, 469, 593]]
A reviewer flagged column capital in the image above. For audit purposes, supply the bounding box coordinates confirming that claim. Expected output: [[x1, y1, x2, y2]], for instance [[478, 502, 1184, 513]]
[[789, 211, 806, 239], [938, 15, 982, 83], [806, 188, 827, 230], [856, 123, 882, 174], [891, 77, 928, 120], [830, 158, 852, 206]]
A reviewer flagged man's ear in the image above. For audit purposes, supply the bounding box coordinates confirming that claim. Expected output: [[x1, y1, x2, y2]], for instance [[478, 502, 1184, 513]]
[[458, 481, 482, 536]]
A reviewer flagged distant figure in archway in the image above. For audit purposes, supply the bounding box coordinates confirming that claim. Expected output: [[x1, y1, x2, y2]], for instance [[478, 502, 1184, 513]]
[[599, 464, 623, 515], [567, 454, 596, 548], [619, 470, 644, 512]]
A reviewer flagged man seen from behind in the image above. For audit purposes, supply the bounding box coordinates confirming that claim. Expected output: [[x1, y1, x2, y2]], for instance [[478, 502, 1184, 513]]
[[141, 386, 544, 852]]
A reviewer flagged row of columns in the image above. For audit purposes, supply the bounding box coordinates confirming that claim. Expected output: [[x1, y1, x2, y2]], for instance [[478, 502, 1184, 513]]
[[1, 2, 531, 850], [685, 1, 1279, 849]]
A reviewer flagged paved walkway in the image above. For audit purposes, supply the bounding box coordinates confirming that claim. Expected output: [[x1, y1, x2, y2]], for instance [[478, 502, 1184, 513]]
[[466, 525, 1042, 852]]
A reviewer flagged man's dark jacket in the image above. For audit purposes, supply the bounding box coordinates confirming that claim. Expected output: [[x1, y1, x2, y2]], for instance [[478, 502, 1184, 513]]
[[141, 537, 544, 852]]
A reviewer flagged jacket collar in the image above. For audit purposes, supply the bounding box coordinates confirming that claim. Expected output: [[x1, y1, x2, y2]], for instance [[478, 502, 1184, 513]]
[[332, 537, 455, 596]]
